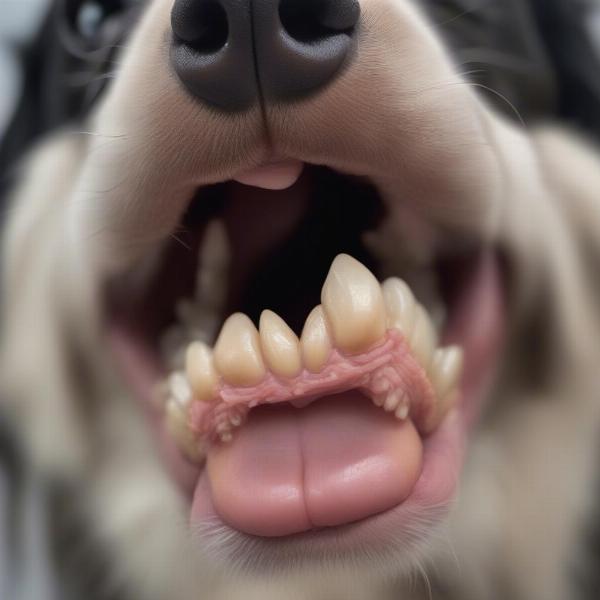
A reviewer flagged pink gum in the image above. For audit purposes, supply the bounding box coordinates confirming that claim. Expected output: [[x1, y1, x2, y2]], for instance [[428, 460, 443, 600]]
[[189, 330, 437, 442]]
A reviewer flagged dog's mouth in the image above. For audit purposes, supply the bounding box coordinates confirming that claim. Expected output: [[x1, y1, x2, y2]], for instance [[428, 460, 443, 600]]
[[106, 160, 505, 564]]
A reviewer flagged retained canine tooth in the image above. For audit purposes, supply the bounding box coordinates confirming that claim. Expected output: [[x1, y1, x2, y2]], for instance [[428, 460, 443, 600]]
[[321, 254, 386, 354], [185, 342, 218, 403], [410, 305, 437, 371], [300, 305, 333, 373], [259, 310, 302, 378], [431, 346, 464, 399], [165, 400, 203, 462], [213, 313, 266, 386], [382, 278, 417, 338], [168, 372, 192, 410]]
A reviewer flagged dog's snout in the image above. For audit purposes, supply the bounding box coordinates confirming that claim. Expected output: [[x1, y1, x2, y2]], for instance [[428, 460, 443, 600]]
[[170, 0, 360, 111]]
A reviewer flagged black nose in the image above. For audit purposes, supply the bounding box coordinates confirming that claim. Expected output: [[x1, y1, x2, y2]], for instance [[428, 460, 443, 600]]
[[170, 0, 360, 111]]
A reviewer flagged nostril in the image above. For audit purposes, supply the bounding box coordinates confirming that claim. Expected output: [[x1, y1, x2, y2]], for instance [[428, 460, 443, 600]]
[[171, 0, 229, 54], [279, 0, 360, 44]]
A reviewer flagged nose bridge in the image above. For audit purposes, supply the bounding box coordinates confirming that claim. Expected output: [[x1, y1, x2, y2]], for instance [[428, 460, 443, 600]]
[[170, 0, 360, 112]]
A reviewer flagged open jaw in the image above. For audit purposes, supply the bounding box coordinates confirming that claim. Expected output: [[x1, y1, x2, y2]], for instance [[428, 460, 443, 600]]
[[107, 162, 506, 568]]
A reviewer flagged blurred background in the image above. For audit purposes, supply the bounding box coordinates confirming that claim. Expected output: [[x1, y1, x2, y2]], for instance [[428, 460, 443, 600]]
[[0, 0, 48, 137]]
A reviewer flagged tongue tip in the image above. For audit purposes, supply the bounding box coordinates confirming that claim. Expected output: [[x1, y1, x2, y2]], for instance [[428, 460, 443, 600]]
[[199, 393, 424, 537], [233, 160, 305, 190]]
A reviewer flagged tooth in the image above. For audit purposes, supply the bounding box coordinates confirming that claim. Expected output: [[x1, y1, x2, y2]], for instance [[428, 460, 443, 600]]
[[185, 342, 218, 403], [259, 310, 302, 378], [395, 402, 409, 420], [168, 372, 192, 410], [321, 254, 386, 354], [384, 390, 401, 412], [300, 305, 333, 373], [382, 278, 417, 338], [213, 313, 266, 386], [431, 346, 463, 399], [409, 305, 437, 371], [165, 400, 204, 462]]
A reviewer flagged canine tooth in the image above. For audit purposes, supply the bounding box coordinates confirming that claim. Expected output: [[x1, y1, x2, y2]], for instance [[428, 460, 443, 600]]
[[259, 310, 302, 378], [382, 277, 417, 338], [300, 305, 333, 373], [213, 313, 266, 386], [185, 342, 218, 403], [431, 346, 464, 399], [168, 372, 192, 410], [321, 254, 386, 354], [165, 400, 203, 462], [410, 305, 437, 371]]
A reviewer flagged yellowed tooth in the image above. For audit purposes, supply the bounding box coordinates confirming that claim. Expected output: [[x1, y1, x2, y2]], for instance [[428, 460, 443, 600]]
[[259, 310, 302, 379], [168, 372, 192, 410], [213, 313, 266, 386], [165, 399, 204, 463], [321, 254, 386, 354], [382, 277, 417, 338], [409, 305, 437, 371], [431, 346, 464, 399], [300, 305, 333, 373], [185, 342, 218, 402]]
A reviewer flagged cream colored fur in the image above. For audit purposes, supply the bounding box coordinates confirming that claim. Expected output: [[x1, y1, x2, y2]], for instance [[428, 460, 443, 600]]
[[2, 0, 600, 598]]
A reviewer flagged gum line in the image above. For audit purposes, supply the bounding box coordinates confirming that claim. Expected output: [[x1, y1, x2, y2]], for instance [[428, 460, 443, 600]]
[[189, 329, 436, 442]]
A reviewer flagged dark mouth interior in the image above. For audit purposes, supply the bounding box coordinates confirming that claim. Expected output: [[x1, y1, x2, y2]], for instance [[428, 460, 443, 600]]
[[109, 166, 387, 343], [107, 164, 486, 370]]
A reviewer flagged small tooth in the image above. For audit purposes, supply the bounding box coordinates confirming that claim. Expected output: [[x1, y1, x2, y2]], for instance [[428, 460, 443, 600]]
[[431, 346, 464, 399], [382, 278, 417, 338], [168, 372, 192, 410], [372, 394, 385, 407], [300, 305, 333, 373], [165, 400, 204, 463], [384, 391, 401, 412], [321, 254, 386, 355], [259, 310, 302, 379], [213, 313, 266, 386], [395, 402, 409, 420], [409, 305, 437, 371], [230, 414, 243, 427], [220, 432, 233, 443], [185, 342, 218, 403]]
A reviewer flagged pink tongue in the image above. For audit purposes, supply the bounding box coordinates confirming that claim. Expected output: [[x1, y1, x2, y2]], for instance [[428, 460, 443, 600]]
[[204, 392, 423, 537]]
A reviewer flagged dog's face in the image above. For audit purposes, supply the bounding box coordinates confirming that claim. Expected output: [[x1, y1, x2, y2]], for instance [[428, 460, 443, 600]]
[[2, 1, 600, 598]]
